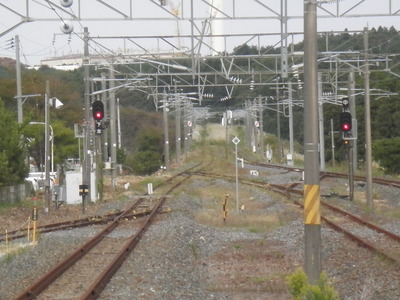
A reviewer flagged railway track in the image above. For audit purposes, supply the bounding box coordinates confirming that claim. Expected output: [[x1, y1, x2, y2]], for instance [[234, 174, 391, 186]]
[[1, 163, 203, 244], [250, 161, 400, 188], [13, 163, 201, 300], [7, 160, 400, 298], [0, 209, 152, 243], [194, 168, 400, 265], [320, 201, 400, 264], [252, 164, 400, 264]]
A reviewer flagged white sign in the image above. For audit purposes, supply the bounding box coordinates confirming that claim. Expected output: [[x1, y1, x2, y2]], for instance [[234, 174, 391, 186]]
[[232, 136, 240, 145]]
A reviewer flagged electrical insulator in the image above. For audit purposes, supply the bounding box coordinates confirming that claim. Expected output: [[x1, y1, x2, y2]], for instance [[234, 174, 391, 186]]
[[250, 80, 255, 90]]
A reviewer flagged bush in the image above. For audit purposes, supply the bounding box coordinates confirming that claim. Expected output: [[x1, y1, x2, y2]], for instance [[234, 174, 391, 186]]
[[129, 151, 162, 175], [287, 269, 339, 300]]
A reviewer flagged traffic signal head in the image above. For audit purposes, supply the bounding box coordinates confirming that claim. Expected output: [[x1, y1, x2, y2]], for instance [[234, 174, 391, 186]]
[[92, 100, 104, 121], [340, 111, 352, 132]]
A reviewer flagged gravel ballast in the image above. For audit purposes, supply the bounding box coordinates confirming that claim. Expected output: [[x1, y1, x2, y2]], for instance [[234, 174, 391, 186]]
[[2, 167, 400, 299]]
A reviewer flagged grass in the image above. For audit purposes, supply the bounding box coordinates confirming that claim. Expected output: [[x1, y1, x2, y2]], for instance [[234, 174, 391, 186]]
[[189, 242, 199, 259], [195, 208, 286, 233], [0, 243, 31, 264]]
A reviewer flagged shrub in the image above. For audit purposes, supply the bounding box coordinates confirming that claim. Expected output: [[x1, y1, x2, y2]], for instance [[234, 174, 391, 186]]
[[286, 269, 339, 300]]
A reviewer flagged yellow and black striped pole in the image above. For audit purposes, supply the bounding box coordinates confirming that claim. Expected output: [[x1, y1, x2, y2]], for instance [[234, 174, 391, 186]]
[[222, 193, 229, 223], [304, 185, 320, 225], [303, 0, 322, 284]]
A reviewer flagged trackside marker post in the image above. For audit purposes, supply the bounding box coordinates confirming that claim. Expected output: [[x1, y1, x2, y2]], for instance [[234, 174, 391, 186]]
[[32, 197, 38, 245], [27, 217, 30, 242], [222, 193, 229, 223], [79, 184, 89, 214]]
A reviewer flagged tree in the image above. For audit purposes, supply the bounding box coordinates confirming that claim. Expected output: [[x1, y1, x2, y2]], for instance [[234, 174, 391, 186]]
[[0, 99, 29, 186], [373, 138, 400, 174], [127, 128, 163, 175]]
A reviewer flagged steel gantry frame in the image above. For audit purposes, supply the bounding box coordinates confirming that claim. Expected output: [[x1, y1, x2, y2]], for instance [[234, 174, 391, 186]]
[[2, 1, 400, 98], [1, 0, 399, 29]]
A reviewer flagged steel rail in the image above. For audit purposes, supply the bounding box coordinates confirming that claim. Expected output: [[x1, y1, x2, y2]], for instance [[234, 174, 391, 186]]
[[14, 197, 146, 300], [80, 171, 195, 299], [292, 200, 400, 264], [194, 168, 400, 264], [247, 161, 400, 188], [3, 163, 202, 243], [14, 162, 202, 300], [0, 210, 148, 243]]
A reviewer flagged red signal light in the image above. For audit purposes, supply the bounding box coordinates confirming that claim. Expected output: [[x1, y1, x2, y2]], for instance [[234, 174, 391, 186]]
[[342, 123, 351, 131], [94, 111, 103, 120], [92, 101, 104, 121]]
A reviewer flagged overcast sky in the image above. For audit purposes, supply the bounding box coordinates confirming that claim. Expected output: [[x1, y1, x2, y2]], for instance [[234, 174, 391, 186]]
[[0, 0, 399, 66]]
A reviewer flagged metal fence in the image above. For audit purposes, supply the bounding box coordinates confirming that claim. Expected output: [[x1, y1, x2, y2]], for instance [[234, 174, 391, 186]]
[[0, 182, 34, 205]]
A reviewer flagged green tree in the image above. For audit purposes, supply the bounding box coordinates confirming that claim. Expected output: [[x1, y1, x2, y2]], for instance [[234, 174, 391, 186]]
[[373, 138, 400, 174], [129, 151, 162, 175], [127, 128, 163, 175], [0, 99, 29, 186]]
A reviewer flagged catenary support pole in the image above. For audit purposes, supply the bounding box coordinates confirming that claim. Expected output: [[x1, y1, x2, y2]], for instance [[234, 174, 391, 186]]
[[363, 27, 374, 211], [174, 82, 181, 164], [259, 95, 264, 157], [109, 65, 118, 189], [16, 35, 23, 124], [82, 27, 91, 211], [101, 72, 109, 162], [44, 81, 51, 214], [330, 118, 335, 168], [288, 83, 294, 166], [303, 0, 322, 284], [163, 91, 170, 170], [318, 73, 325, 170], [348, 70, 358, 171]]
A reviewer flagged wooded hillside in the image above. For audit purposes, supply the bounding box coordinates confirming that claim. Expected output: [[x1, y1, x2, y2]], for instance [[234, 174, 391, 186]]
[[0, 26, 400, 183]]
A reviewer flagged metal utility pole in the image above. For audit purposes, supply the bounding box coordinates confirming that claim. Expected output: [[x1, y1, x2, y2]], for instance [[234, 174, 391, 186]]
[[174, 81, 181, 164], [303, 0, 321, 283], [225, 110, 229, 158], [258, 95, 264, 156], [82, 27, 91, 211], [330, 118, 335, 168], [280, 0, 288, 79], [363, 27, 374, 210], [276, 82, 282, 163], [15, 35, 23, 124], [109, 65, 118, 188], [117, 98, 122, 149], [183, 101, 189, 159], [232, 136, 240, 214], [288, 83, 294, 166], [101, 73, 109, 162], [318, 73, 325, 170], [44, 81, 51, 214], [348, 70, 358, 171], [348, 142, 354, 201], [245, 100, 251, 148], [163, 91, 170, 170]]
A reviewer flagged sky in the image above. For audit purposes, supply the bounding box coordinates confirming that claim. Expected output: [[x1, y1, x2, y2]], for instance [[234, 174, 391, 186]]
[[0, 0, 399, 66]]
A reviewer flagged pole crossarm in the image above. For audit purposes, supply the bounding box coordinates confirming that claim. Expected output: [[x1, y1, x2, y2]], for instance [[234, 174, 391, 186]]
[[1, 0, 400, 40], [1, 0, 398, 28], [88, 50, 400, 94]]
